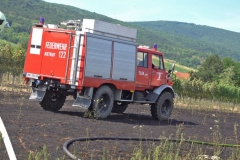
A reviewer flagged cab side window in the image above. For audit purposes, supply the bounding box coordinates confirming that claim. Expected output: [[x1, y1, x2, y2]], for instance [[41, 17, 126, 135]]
[[137, 52, 148, 68], [152, 54, 164, 70]]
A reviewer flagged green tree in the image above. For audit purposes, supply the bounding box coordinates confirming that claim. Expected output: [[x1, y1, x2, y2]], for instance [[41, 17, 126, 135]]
[[0, 43, 26, 84], [222, 57, 235, 69], [219, 67, 236, 85], [11, 45, 26, 76], [196, 54, 223, 82]]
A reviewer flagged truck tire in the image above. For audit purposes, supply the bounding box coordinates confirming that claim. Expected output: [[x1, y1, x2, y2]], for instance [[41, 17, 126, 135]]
[[40, 90, 66, 111], [112, 102, 128, 114], [92, 85, 114, 119], [151, 92, 173, 121]]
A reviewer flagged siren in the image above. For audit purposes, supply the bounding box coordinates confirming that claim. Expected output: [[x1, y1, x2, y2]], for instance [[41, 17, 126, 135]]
[[153, 43, 157, 51], [39, 17, 44, 25]]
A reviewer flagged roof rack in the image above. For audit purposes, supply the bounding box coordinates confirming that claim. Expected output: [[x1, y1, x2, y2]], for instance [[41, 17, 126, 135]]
[[60, 19, 82, 31]]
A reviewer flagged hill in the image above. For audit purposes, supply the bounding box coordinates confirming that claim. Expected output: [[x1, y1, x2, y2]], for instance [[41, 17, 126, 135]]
[[130, 21, 240, 60], [1, 0, 240, 69], [131, 21, 240, 48]]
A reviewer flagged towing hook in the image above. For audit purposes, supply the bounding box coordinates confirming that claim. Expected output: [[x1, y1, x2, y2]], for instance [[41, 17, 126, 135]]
[[35, 79, 41, 86]]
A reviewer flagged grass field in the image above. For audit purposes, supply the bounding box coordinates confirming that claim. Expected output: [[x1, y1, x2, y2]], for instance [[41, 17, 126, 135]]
[[151, 56, 195, 73], [165, 59, 196, 73]]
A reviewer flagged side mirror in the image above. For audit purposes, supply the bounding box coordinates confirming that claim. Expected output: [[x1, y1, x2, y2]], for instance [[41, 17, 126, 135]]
[[167, 63, 175, 77], [171, 63, 175, 72]]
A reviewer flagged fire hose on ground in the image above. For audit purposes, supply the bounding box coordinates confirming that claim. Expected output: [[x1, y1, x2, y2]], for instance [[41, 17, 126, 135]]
[[63, 137, 240, 160]]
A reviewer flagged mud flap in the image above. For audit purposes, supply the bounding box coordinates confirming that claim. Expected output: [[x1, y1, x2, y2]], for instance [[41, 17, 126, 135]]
[[72, 96, 91, 109], [29, 86, 47, 101]]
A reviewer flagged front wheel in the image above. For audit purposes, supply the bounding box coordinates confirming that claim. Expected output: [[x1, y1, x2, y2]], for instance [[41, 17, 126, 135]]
[[40, 90, 66, 111], [150, 92, 173, 121], [91, 85, 114, 119]]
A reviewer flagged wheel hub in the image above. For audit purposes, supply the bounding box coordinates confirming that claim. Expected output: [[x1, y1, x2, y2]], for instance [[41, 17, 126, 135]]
[[98, 94, 110, 112]]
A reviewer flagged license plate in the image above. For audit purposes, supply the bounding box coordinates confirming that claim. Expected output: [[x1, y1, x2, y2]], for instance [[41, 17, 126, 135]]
[[26, 73, 39, 79]]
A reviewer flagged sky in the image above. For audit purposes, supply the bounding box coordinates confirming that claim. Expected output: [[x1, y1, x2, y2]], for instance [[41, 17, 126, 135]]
[[44, 0, 240, 33]]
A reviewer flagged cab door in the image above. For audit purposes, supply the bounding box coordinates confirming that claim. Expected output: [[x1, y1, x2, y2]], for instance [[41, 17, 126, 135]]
[[136, 52, 151, 87], [151, 54, 167, 86]]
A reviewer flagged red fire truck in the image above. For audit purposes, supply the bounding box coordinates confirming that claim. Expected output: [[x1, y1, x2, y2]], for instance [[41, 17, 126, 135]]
[[23, 18, 177, 120]]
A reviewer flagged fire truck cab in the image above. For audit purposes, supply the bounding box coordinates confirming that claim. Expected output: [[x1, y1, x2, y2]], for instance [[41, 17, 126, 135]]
[[23, 18, 177, 120]]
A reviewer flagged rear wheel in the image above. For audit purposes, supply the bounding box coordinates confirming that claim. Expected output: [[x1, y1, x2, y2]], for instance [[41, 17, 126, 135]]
[[40, 90, 66, 111], [112, 101, 128, 114], [151, 92, 173, 121], [91, 85, 114, 119]]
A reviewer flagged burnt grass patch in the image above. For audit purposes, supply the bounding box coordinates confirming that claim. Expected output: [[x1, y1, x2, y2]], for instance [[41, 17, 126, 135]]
[[0, 90, 240, 159]]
